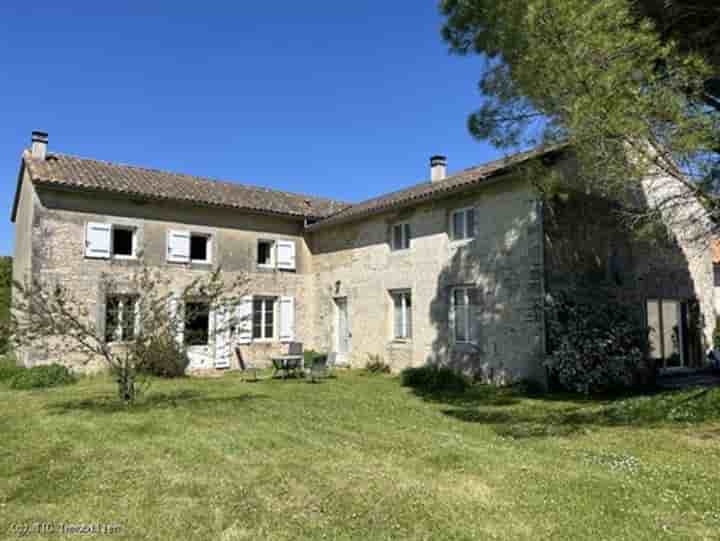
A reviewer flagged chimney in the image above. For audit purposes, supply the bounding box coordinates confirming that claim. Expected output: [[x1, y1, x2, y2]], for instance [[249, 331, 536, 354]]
[[430, 155, 447, 182], [31, 131, 48, 160]]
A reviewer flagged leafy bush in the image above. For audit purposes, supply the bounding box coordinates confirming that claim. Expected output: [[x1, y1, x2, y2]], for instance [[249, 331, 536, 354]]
[[134, 334, 189, 378], [400, 365, 469, 393], [365, 354, 391, 374], [0, 355, 23, 382], [8, 363, 77, 390], [544, 292, 648, 394]]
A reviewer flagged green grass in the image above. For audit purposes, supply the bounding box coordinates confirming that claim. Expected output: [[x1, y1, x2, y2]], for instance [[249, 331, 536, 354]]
[[2, 372, 720, 540]]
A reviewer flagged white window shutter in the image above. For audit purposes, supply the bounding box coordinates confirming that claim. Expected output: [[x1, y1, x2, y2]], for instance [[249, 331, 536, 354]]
[[279, 296, 295, 343], [236, 296, 253, 344], [168, 294, 184, 346], [214, 307, 231, 369], [276, 240, 296, 270], [85, 222, 111, 259], [167, 230, 190, 263]]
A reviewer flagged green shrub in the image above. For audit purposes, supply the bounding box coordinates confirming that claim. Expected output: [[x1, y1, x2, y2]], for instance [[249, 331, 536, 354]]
[[8, 363, 77, 390], [0, 355, 23, 382], [365, 354, 391, 374], [400, 365, 469, 393], [134, 335, 189, 378], [544, 292, 648, 394]]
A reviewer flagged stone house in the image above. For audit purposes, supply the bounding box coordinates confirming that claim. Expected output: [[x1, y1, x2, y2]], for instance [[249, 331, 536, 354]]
[[11, 132, 716, 382]]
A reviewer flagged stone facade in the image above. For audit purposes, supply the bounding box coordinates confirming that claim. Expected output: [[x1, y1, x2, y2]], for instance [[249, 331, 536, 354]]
[[12, 149, 717, 381]]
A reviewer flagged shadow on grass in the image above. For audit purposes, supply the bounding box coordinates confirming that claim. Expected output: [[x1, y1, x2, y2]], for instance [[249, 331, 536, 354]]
[[407, 384, 720, 439], [47, 389, 267, 415]]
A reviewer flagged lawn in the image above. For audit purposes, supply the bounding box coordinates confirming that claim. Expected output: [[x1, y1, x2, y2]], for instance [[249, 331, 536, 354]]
[[1, 372, 720, 541]]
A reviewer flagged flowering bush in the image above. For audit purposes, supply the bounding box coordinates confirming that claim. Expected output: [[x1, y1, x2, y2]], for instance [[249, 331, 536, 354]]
[[544, 292, 648, 394]]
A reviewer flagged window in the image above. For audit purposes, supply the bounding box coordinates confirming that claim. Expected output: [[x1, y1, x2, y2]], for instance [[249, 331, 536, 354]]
[[112, 227, 135, 258], [105, 295, 137, 343], [392, 291, 412, 340], [451, 287, 480, 343], [391, 223, 411, 251], [167, 230, 212, 264], [185, 302, 210, 346], [646, 299, 688, 369], [85, 222, 137, 259], [252, 297, 276, 340], [257, 240, 275, 267], [451, 208, 476, 241], [190, 234, 211, 263]]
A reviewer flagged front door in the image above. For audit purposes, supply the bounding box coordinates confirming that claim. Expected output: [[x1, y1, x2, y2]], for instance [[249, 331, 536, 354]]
[[335, 298, 351, 361]]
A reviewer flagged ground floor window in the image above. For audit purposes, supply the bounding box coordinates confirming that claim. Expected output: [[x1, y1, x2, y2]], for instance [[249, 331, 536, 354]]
[[392, 290, 412, 339], [253, 297, 276, 340], [646, 298, 689, 369], [185, 301, 211, 346], [105, 295, 138, 343], [451, 287, 480, 343]]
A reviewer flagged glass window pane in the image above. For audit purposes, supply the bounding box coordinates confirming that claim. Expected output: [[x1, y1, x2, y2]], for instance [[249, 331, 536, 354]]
[[466, 209, 476, 238], [253, 300, 263, 338], [112, 228, 133, 256], [646, 300, 662, 359], [453, 289, 467, 307], [405, 294, 412, 338], [106, 297, 120, 342], [662, 300, 682, 367], [393, 295, 403, 338], [392, 225, 402, 250], [121, 297, 136, 340], [265, 300, 274, 338], [453, 212, 465, 240], [403, 224, 411, 249], [455, 307, 468, 342]]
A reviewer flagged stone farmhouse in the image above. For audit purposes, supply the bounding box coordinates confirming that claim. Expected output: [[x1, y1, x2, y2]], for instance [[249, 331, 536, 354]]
[[11, 132, 717, 383]]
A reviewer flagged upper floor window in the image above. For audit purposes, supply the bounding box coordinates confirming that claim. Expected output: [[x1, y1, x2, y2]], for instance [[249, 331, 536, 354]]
[[256, 239, 296, 271], [257, 240, 275, 267], [451, 208, 476, 241], [391, 290, 412, 340], [391, 223, 411, 251], [105, 295, 138, 343], [167, 230, 212, 264], [85, 222, 137, 259]]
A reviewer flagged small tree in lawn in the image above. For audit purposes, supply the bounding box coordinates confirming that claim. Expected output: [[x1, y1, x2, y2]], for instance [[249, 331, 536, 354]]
[[11, 266, 248, 403]]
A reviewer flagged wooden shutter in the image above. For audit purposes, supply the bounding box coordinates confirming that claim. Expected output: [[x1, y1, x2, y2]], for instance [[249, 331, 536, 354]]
[[214, 307, 231, 369], [85, 222, 111, 259], [236, 296, 253, 344], [276, 240, 296, 270], [279, 296, 295, 342], [168, 294, 184, 346], [167, 230, 191, 263]]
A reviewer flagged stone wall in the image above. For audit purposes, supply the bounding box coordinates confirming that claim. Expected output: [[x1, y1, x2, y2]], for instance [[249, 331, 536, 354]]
[[308, 177, 547, 383], [15, 185, 316, 371]]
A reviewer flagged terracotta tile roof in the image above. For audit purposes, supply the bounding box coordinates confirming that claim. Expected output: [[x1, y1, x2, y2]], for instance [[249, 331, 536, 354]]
[[22, 151, 350, 220], [306, 144, 566, 230]]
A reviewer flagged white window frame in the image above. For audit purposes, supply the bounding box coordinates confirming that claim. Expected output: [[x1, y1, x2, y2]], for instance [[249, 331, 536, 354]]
[[391, 290, 412, 340], [252, 296, 277, 341], [257, 239, 276, 268], [189, 232, 212, 264], [105, 295, 138, 344], [450, 207, 476, 242], [451, 286, 478, 344], [111, 225, 138, 260], [391, 223, 411, 251]]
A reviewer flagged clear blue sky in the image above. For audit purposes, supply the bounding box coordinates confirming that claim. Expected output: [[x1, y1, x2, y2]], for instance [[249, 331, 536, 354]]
[[0, 1, 500, 256]]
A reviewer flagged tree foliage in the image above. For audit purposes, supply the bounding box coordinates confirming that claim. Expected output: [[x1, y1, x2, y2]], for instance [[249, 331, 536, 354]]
[[12, 266, 248, 403], [440, 0, 720, 235]]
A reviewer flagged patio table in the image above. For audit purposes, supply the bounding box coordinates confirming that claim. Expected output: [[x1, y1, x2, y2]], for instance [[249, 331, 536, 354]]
[[271, 355, 304, 379]]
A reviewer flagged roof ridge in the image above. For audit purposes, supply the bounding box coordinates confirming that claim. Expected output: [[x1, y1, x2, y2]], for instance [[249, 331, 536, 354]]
[[44, 151, 352, 206]]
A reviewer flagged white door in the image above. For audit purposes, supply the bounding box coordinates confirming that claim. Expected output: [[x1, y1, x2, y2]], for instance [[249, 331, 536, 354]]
[[335, 298, 351, 361]]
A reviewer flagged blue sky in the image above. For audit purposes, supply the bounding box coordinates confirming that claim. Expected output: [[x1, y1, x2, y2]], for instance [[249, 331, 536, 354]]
[[0, 1, 500, 256]]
